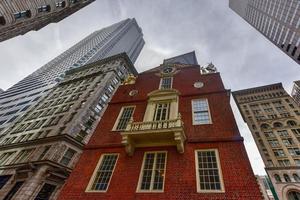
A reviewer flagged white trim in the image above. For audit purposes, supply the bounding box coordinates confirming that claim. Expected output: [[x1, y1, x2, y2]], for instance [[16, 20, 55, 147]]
[[112, 106, 135, 131], [136, 151, 167, 193], [159, 77, 173, 90], [191, 99, 212, 125], [195, 149, 225, 193], [85, 153, 119, 193]]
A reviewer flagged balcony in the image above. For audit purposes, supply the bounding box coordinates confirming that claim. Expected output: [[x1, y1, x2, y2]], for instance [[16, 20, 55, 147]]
[[121, 117, 186, 156]]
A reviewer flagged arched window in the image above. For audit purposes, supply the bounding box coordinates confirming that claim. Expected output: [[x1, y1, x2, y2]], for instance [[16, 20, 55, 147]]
[[261, 123, 270, 130], [293, 174, 300, 182], [288, 191, 300, 200], [284, 174, 291, 182], [273, 122, 283, 128], [274, 174, 282, 182], [287, 120, 297, 127]]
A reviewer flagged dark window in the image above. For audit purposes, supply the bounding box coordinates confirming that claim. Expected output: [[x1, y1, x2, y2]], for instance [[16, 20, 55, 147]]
[[3, 181, 24, 200], [34, 183, 56, 200], [0, 16, 6, 25], [0, 175, 11, 189], [37, 5, 51, 13]]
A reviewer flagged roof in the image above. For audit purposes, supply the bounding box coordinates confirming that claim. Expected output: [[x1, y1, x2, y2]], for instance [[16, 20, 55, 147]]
[[232, 83, 283, 96], [65, 52, 137, 75], [163, 51, 198, 65]]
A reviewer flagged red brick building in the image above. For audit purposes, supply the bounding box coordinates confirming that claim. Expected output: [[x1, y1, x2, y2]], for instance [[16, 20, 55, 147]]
[[58, 60, 263, 199]]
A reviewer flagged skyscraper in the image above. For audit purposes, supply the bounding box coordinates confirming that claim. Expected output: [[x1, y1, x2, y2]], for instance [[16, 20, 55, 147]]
[[0, 0, 95, 42], [0, 18, 144, 135], [229, 0, 300, 65], [0, 53, 137, 199], [58, 53, 262, 200], [233, 83, 300, 200], [292, 81, 300, 106]]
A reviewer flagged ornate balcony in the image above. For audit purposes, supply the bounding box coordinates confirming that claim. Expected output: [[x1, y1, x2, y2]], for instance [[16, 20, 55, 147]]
[[121, 116, 186, 156]]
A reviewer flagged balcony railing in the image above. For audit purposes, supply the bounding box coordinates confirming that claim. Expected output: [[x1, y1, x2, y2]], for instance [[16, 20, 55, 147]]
[[126, 118, 184, 132], [121, 116, 186, 156]]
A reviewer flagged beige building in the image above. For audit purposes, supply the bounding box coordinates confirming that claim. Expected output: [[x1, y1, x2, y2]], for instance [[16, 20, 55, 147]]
[[292, 81, 300, 107], [0, 53, 137, 200], [0, 0, 94, 42], [256, 175, 275, 200], [233, 83, 300, 200]]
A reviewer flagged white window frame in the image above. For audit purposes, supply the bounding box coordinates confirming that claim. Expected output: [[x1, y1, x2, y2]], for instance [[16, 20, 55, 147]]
[[86, 153, 119, 193], [136, 151, 167, 193], [159, 77, 173, 89], [112, 106, 135, 131], [195, 149, 225, 193], [191, 99, 212, 125]]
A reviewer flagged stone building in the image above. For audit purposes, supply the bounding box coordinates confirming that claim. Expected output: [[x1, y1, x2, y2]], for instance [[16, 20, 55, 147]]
[[0, 18, 144, 136], [256, 175, 276, 200], [292, 81, 300, 107], [58, 54, 262, 199], [0, 0, 95, 42], [0, 53, 137, 200], [233, 83, 300, 200]]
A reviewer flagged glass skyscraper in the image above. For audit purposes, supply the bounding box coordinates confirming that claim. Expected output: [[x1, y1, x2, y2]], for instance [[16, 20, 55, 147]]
[[0, 18, 144, 135], [229, 0, 300, 65]]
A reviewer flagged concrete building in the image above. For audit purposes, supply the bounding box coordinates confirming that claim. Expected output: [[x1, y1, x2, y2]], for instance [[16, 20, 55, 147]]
[[0, 0, 95, 42], [233, 84, 300, 200], [0, 18, 144, 136], [0, 53, 137, 200], [229, 0, 300, 65], [256, 175, 276, 200], [292, 81, 300, 107], [58, 54, 262, 200]]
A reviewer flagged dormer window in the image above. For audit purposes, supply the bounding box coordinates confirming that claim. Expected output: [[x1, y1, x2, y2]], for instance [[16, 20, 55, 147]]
[[160, 77, 172, 89]]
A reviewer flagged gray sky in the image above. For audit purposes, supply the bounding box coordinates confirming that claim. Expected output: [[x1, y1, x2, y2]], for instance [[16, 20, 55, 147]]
[[0, 0, 299, 175]]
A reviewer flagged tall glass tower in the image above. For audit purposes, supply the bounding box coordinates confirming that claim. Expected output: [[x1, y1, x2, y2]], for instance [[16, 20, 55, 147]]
[[229, 0, 300, 65], [0, 18, 145, 134]]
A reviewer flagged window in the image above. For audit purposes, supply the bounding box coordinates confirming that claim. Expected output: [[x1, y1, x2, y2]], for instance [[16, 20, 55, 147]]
[[0, 175, 11, 189], [160, 77, 172, 89], [195, 149, 224, 192], [293, 174, 300, 182], [114, 106, 134, 131], [283, 138, 294, 146], [87, 154, 118, 192], [284, 174, 291, 182], [278, 160, 290, 166], [60, 148, 76, 166], [37, 5, 51, 13], [137, 152, 167, 192], [192, 99, 211, 125], [268, 139, 280, 147], [287, 120, 297, 127], [278, 130, 289, 137], [0, 151, 16, 165], [34, 183, 56, 200], [288, 148, 300, 156], [12, 149, 34, 163], [3, 181, 24, 200], [154, 103, 170, 121], [14, 10, 31, 19], [274, 174, 281, 182], [273, 149, 285, 157], [38, 146, 51, 160]]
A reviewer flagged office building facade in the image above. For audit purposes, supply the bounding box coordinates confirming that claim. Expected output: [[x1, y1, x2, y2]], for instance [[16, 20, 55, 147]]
[[0, 0, 95, 42], [233, 84, 300, 200], [0, 18, 144, 136], [0, 53, 137, 200], [229, 0, 300, 65], [58, 55, 262, 200], [292, 81, 300, 106]]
